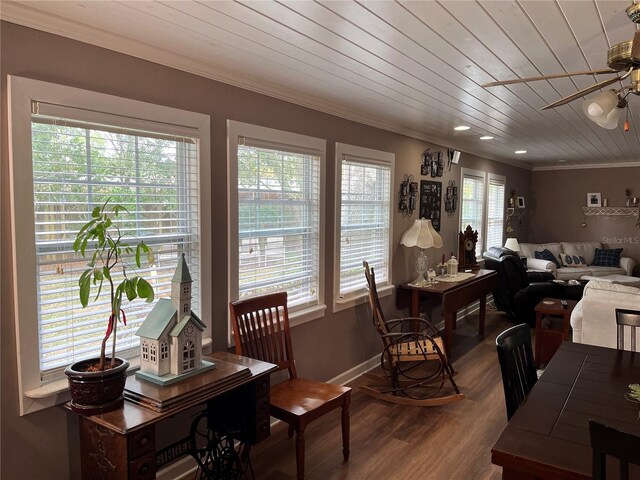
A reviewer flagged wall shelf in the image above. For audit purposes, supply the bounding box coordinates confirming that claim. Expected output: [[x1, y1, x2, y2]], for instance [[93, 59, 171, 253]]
[[582, 207, 639, 216]]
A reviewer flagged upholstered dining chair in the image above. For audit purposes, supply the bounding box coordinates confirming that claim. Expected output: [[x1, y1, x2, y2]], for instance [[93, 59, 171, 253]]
[[589, 419, 640, 479], [615, 308, 640, 352], [495, 323, 537, 420], [229, 292, 351, 480]]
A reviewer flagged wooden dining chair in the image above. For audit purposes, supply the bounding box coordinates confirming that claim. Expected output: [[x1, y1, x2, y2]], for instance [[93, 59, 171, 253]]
[[615, 308, 640, 352], [495, 323, 537, 420], [589, 419, 640, 479], [229, 292, 351, 480]]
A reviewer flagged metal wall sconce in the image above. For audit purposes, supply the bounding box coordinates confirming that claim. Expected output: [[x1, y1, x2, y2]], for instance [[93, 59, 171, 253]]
[[445, 180, 457, 216], [399, 174, 418, 217]]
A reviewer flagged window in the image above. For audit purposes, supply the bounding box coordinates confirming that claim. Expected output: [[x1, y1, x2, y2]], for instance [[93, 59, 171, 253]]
[[9, 76, 211, 415], [142, 342, 149, 361], [486, 174, 506, 250], [227, 121, 326, 327], [334, 143, 394, 310], [160, 340, 168, 361], [460, 168, 485, 259], [460, 168, 507, 258], [149, 345, 157, 364], [182, 340, 195, 371]]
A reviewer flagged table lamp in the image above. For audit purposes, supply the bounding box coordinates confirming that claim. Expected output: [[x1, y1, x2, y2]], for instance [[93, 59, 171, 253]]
[[504, 238, 520, 253], [400, 218, 443, 286]]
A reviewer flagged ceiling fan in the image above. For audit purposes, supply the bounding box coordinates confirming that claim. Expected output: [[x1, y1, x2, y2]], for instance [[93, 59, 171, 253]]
[[481, 3, 640, 130]]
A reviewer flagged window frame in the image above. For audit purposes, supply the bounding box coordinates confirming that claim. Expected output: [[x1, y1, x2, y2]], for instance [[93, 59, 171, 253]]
[[333, 143, 394, 312], [486, 173, 506, 252], [226, 120, 326, 335], [459, 168, 507, 258], [8, 76, 211, 415]]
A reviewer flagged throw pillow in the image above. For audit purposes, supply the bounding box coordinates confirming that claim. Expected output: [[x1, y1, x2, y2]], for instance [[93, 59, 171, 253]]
[[534, 249, 561, 268], [560, 254, 587, 268], [592, 248, 623, 267]]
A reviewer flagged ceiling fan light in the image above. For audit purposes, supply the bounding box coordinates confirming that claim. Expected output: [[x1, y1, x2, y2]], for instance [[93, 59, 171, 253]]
[[595, 106, 623, 129], [582, 90, 618, 122]]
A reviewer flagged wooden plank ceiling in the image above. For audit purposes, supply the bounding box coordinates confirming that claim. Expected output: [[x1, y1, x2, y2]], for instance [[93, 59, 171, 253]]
[[3, 0, 640, 168]]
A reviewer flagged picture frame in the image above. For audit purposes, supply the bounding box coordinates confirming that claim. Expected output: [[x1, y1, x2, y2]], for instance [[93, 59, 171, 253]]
[[516, 196, 525, 209], [587, 192, 601, 207], [421, 162, 430, 176]]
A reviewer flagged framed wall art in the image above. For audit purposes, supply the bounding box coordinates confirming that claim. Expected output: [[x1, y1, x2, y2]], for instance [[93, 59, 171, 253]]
[[419, 180, 442, 231], [587, 192, 601, 207]]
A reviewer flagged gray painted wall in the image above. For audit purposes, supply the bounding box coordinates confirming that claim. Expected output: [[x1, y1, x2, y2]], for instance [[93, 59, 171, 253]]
[[530, 168, 640, 276], [1, 21, 531, 479]]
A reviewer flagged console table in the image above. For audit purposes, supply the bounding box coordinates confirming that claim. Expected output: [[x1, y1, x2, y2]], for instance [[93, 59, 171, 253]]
[[70, 352, 277, 479], [397, 269, 497, 358]]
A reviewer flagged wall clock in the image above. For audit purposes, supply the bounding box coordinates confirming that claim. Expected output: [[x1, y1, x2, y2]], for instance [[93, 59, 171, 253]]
[[458, 225, 479, 268]]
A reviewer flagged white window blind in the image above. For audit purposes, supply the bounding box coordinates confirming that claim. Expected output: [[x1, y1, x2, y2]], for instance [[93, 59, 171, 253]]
[[236, 139, 321, 308], [486, 176, 506, 250], [460, 171, 485, 259], [31, 110, 200, 379], [338, 155, 391, 297]]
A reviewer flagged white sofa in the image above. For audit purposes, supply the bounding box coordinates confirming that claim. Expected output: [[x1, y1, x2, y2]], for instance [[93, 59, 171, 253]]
[[570, 280, 640, 350], [519, 241, 635, 281]]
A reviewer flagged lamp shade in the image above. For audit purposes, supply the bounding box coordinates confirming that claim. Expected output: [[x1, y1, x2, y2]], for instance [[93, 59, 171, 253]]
[[400, 219, 443, 249], [582, 90, 622, 129], [504, 238, 520, 252]]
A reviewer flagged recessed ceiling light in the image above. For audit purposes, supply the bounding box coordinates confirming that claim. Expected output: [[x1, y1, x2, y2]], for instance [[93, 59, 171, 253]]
[[480, 135, 494, 140], [515, 150, 527, 154], [454, 125, 471, 131]]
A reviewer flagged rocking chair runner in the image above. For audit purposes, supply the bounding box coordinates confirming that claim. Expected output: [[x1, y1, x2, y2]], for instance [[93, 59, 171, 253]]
[[362, 261, 464, 406]]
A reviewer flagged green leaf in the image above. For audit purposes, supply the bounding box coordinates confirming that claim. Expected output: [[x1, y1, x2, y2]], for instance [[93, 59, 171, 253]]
[[135, 244, 141, 268], [124, 278, 137, 302], [79, 270, 92, 307], [114, 284, 124, 314], [146, 249, 155, 266], [91, 206, 101, 218], [73, 235, 83, 253], [89, 250, 98, 268], [136, 277, 154, 303], [103, 266, 111, 280], [112, 204, 129, 216], [80, 237, 89, 257], [93, 278, 103, 302]]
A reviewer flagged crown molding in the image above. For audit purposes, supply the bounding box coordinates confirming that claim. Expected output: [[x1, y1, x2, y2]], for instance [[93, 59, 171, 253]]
[[532, 161, 640, 171], [1, 3, 530, 171]]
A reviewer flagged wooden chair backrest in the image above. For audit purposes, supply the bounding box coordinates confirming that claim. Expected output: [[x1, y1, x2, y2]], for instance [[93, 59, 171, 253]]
[[363, 261, 389, 337], [589, 419, 640, 480], [495, 323, 537, 421], [229, 291, 297, 379], [615, 308, 640, 352]]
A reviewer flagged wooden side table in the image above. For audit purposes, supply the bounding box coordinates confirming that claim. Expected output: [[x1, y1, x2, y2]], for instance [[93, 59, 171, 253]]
[[534, 298, 577, 368]]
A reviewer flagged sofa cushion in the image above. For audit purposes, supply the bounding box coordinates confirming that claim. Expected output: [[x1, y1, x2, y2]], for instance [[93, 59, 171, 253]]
[[534, 249, 561, 268], [561, 242, 601, 266], [560, 253, 587, 267], [584, 279, 640, 297], [592, 248, 623, 267], [520, 242, 562, 263], [556, 267, 594, 281]]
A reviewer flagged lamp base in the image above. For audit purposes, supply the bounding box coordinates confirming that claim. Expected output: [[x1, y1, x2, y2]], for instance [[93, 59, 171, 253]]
[[409, 275, 436, 287]]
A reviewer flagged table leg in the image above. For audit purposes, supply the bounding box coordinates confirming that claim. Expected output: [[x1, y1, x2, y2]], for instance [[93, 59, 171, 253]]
[[444, 313, 454, 359], [535, 311, 542, 368], [451, 310, 457, 330], [479, 295, 486, 336], [411, 290, 420, 318]]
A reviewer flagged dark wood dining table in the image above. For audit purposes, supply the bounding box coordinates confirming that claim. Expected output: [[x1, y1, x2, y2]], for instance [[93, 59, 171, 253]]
[[491, 341, 640, 479]]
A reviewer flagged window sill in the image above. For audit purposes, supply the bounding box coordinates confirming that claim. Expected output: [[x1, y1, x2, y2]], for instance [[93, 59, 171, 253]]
[[24, 337, 213, 401], [289, 303, 327, 327], [333, 284, 393, 313]]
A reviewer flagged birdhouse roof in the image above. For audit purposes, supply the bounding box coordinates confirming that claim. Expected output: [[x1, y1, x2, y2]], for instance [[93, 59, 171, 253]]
[[172, 252, 192, 283], [170, 311, 206, 337], [135, 298, 176, 339]]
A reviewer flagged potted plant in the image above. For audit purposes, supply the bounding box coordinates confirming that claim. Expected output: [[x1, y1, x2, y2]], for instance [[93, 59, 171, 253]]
[[65, 200, 155, 414]]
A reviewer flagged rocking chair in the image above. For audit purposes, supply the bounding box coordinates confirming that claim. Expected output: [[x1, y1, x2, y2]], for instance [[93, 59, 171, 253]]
[[362, 261, 464, 406]]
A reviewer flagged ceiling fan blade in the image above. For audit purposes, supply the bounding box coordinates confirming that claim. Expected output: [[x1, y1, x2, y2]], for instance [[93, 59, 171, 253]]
[[540, 76, 623, 110], [631, 30, 640, 60], [481, 69, 620, 87]]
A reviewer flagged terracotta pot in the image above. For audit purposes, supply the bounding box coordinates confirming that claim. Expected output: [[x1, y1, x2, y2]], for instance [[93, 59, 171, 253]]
[[65, 357, 129, 415]]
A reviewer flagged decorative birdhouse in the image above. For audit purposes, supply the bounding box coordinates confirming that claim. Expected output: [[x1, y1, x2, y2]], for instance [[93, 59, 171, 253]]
[[135, 253, 214, 385]]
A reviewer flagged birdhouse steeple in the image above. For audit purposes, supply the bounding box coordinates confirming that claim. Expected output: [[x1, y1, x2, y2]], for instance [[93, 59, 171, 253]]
[[171, 253, 192, 316]]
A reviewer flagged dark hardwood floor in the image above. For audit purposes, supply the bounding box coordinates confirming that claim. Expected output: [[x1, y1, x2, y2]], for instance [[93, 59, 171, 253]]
[[250, 309, 513, 480]]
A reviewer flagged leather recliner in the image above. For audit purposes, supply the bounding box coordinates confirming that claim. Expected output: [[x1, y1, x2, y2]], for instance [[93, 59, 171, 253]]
[[483, 246, 563, 326]]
